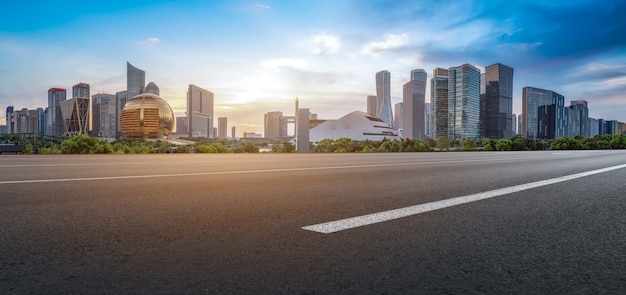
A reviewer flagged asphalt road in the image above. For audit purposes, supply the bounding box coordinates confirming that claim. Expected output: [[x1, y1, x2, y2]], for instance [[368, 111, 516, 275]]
[[1, 151, 625, 294]]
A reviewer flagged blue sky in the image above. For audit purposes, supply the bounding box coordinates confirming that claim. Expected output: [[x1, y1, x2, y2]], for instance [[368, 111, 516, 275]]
[[1, 0, 625, 136]]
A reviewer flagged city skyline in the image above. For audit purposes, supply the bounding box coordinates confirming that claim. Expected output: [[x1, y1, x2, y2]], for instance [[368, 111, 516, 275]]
[[1, 1, 625, 136]]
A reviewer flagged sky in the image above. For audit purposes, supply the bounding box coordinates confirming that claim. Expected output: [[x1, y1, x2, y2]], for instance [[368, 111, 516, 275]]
[[1, 0, 626, 136]]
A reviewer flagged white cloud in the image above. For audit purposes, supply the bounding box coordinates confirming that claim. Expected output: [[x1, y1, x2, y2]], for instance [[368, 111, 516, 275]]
[[361, 33, 409, 56], [260, 58, 308, 70], [311, 32, 341, 55], [252, 3, 270, 10], [133, 37, 160, 48]]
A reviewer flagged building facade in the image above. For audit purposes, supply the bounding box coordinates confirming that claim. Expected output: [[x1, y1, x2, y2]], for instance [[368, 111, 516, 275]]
[[522, 86, 567, 140], [430, 68, 449, 139], [375, 70, 393, 128], [127, 62, 145, 99], [448, 64, 481, 140], [403, 69, 427, 139], [394, 102, 403, 133], [187, 84, 214, 138], [484, 63, 514, 139], [47, 87, 66, 136], [218, 117, 227, 139], [264, 111, 288, 140], [6, 107, 44, 135], [568, 100, 589, 138], [366, 95, 377, 116], [92, 93, 117, 138]]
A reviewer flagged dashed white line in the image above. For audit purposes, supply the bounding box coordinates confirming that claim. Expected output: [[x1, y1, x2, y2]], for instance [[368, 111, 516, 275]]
[[302, 163, 626, 234]]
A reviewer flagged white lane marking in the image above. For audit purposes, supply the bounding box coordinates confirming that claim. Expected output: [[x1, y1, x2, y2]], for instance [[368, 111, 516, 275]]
[[302, 163, 626, 234], [0, 156, 562, 184]]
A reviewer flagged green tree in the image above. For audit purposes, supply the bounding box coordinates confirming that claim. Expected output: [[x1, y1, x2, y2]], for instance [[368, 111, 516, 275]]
[[315, 138, 335, 153], [511, 137, 528, 151], [23, 144, 34, 154], [495, 139, 513, 151], [61, 134, 113, 154], [481, 138, 496, 151], [550, 137, 580, 150], [610, 134, 626, 149], [460, 138, 477, 151], [436, 136, 451, 151]]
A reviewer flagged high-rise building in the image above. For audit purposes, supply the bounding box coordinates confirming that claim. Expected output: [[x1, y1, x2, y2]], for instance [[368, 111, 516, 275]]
[[115, 91, 128, 138], [72, 83, 90, 99], [430, 68, 449, 139], [176, 116, 188, 134], [218, 117, 227, 139], [367, 95, 377, 116], [187, 84, 214, 138], [7, 107, 43, 134], [60, 98, 90, 136], [376, 70, 393, 128], [296, 108, 310, 152], [569, 100, 589, 138], [518, 114, 522, 135], [484, 63, 514, 139], [425, 102, 430, 137], [127, 62, 145, 99], [394, 102, 403, 132], [512, 113, 517, 136], [522, 86, 566, 139], [47, 87, 66, 136], [588, 118, 599, 138], [6, 106, 13, 128], [448, 64, 481, 140], [264, 111, 287, 140], [232, 126, 236, 139], [92, 93, 117, 138], [145, 82, 160, 96], [403, 69, 427, 139]]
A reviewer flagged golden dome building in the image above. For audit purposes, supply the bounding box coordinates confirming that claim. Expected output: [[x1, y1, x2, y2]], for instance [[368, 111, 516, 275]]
[[120, 91, 175, 139]]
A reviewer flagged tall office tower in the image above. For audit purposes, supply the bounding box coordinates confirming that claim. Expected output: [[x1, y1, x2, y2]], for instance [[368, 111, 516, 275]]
[[7, 108, 42, 134], [218, 117, 227, 139], [47, 88, 66, 136], [231, 126, 236, 139], [588, 118, 599, 137], [72, 83, 90, 99], [6, 106, 13, 127], [376, 70, 393, 128], [115, 91, 128, 137], [518, 114, 522, 135], [296, 108, 310, 152], [176, 116, 188, 134], [264, 111, 287, 140], [92, 93, 117, 137], [424, 102, 431, 137], [366, 95, 377, 116], [512, 113, 517, 136], [394, 102, 403, 132], [521, 86, 566, 140], [127, 62, 146, 99], [484, 63, 514, 139], [403, 69, 427, 139], [448, 64, 481, 140], [61, 84, 90, 136], [479, 73, 486, 138], [569, 100, 589, 138], [187, 84, 214, 138], [430, 68, 449, 139]]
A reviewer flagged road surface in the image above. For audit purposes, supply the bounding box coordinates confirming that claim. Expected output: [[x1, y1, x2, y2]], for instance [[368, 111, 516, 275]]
[[1, 151, 625, 294]]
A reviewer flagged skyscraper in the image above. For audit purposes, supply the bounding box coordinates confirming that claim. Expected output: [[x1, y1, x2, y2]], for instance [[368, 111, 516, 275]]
[[403, 69, 427, 139], [569, 100, 589, 138], [394, 102, 403, 132], [430, 68, 449, 139], [375, 70, 393, 129], [187, 84, 214, 138], [366, 95, 377, 116], [127, 62, 145, 99], [484, 63, 514, 139], [264, 111, 287, 140], [425, 102, 430, 137], [115, 90, 128, 138], [522, 86, 566, 140], [218, 117, 227, 139], [448, 64, 481, 140], [61, 83, 90, 136], [47, 87, 66, 136], [92, 93, 117, 138]]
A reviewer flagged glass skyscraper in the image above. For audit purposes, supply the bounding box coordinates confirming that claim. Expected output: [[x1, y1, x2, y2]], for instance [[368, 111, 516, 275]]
[[403, 69, 427, 139], [430, 68, 449, 139], [187, 84, 214, 138], [127, 62, 145, 99], [47, 87, 66, 136], [484, 63, 514, 139], [376, 70, 393, 129], [522, 86, 566, 140], [448, 64, 481, 140]]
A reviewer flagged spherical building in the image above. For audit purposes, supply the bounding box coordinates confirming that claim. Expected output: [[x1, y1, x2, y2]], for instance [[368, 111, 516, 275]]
[[120, 93, 174, 138]]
